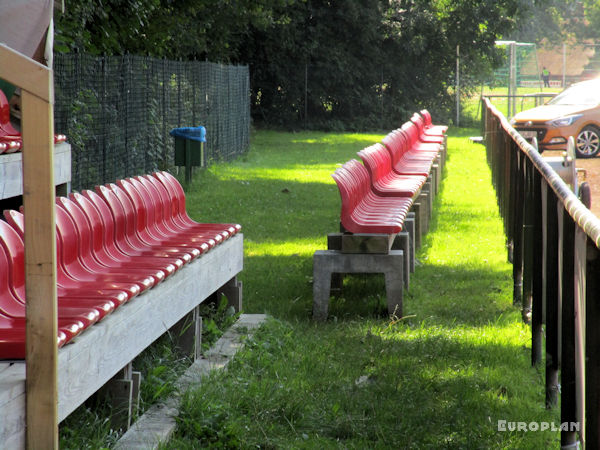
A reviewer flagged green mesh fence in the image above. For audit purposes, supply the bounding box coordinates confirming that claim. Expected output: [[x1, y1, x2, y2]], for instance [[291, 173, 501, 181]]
[[53, 54, 250, 191]]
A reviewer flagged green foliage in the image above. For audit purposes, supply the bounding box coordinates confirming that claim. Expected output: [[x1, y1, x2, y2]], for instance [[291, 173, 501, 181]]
[[54, 0, 527, 130]]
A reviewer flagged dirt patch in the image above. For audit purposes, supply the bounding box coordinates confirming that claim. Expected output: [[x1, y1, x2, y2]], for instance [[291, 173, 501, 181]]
[[540, 151, 600, 216]]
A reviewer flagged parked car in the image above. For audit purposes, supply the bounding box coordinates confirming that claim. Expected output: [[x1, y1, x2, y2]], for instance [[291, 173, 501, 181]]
[[510, 78, 600, 158]]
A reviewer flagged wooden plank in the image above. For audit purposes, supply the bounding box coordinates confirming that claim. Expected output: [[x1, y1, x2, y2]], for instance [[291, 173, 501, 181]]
[[56, 233, 243, 420], [0, 44, 52, 102], [21, 77, 58, 448], [341, 233, 395, 254], [0, 234, 243, 444], [0, 143, 71, 199]]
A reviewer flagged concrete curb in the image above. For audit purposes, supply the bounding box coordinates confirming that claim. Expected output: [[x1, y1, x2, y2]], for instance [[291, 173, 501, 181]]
[[114, 313, 268, 449]]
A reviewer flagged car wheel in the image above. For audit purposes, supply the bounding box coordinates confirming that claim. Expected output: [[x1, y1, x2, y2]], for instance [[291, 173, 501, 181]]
[[576, 126, 600, 158]]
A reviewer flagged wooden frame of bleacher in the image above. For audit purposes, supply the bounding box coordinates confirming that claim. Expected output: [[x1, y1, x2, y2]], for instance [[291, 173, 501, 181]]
[[0, 43, 244, 448]]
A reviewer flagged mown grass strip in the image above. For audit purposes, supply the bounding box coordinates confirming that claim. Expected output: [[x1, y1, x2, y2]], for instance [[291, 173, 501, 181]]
[[162, 129, 560, 448]]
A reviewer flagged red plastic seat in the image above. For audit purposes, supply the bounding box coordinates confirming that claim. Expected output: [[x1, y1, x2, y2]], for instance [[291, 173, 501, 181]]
[[142, 174, 227, 242], [381, 132, 434, 176], [115, 179, 210, 253], [0, 219, 117, 319], [55, 206, 159, 291], [420, 109, 448, 135], [0, 89, 66, 151], [95, 184, 203, 262], [357, 144, 426, 198], [332, 160, 412, 234], [135, 175, 223, 247], [4, 209, 141, 301], [410, 113, 445, 143], [154, 171, 241, 237], [81, 189, 193, 267], [67, 192, 183, 278], [0, 231, 86, 344], [57, 196, 173, 284], [401, 121, 442, 153]]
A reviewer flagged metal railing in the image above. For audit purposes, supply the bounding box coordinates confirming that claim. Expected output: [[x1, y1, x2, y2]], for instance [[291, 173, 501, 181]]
[[483, 97, 600, 448]]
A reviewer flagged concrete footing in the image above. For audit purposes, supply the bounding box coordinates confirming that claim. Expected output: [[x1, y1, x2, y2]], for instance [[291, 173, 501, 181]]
[[312, 249, 404, 321]]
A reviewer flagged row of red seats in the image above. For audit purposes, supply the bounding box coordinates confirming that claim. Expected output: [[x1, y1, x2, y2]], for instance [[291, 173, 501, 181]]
[[332, 110, 446, 234], [0, 89, 67, 153], [0, 171, 241, 359]]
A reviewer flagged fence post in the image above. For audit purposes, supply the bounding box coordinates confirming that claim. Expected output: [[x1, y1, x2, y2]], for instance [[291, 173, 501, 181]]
[[531, 168, 543, 365], [544, 185, 560, 408], [512, 148, 525, 306], [559, 206, 579, 447], [585, 237, 600, 448]]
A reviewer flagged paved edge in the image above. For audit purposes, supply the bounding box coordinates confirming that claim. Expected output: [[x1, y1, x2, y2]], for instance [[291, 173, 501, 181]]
[[114, 313, 268, 449]]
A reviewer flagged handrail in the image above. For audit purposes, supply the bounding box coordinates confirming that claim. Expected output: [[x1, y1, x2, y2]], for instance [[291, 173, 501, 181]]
[[484, 97, 600, 246]]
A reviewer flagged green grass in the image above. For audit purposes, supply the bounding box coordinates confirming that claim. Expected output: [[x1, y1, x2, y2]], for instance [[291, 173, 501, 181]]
[[158, 129, 560, 448]]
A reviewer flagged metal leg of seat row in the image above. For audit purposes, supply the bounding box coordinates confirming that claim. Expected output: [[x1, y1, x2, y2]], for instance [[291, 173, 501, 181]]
[[312, 249, 404, 321]]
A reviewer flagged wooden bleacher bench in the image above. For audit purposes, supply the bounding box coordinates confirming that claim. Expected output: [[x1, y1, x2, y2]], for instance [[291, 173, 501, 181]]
[[313, 111, 446, 321], [0, 171, 243, 447]]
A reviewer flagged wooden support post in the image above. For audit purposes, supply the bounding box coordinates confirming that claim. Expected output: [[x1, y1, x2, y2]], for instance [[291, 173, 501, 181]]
[[171, 306, 203, 360], [0, 43, 59, 449], [100, 363, 142, 431], [220, 276, 243, 313]]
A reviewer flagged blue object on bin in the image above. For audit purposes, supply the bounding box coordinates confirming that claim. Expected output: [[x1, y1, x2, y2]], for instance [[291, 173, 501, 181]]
[[169, 126, 206, 142]]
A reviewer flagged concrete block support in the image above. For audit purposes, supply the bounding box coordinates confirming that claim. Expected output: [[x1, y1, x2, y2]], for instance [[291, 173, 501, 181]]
[[312, 249, 404, 321]]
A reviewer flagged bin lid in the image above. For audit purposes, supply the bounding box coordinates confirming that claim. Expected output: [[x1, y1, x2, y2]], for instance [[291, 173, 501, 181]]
[[169, 126, 206, 142]]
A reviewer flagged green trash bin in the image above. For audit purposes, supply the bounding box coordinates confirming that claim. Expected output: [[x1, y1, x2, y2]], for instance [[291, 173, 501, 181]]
[[169, 126, 206, 184]]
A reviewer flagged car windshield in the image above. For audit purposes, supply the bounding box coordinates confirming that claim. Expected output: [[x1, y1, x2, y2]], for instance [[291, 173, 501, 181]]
[[547, 82, 600, 106]]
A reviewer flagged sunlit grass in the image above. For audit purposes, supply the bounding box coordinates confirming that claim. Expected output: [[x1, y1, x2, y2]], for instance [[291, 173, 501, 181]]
[[164, 128, 560, 448]]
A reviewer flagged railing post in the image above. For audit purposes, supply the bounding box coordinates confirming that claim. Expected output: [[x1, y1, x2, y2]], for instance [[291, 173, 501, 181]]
[[585, 237, 600, 448], [559, 206, 579, 447], [544, 185, 559, 408], [513, 152, 525, 306], [531, 168, 543, 365]]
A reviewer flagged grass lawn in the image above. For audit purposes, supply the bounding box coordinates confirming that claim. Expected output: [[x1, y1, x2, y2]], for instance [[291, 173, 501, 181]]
[[155, 128, 561, 448]]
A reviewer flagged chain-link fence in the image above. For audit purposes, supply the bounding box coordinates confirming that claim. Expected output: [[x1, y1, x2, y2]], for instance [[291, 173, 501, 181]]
[[54, 54, 250, 191], [490, 43, 600, 89]]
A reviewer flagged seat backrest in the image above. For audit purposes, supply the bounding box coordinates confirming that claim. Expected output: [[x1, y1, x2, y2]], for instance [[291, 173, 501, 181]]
[[0, 218, 26, 299], [109, 183, 144, 238], [3, 209, 25, 238], [143, 175, 175, 219], [420, 109, 432, 126], [0, 89, 20, 136], [55, 205, 84, 268], [357, 143, 393, 184], [154, 171, 184, 219], [94, 185, 130, 244], [331, 160, 370, 216], [400, 121, 419, 146], [410, 113, 426, 134], [117, 179, 150, 232], [126, 177, 165, 230], [57, 197, 96, 260], [70, 191, 114, 255]]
